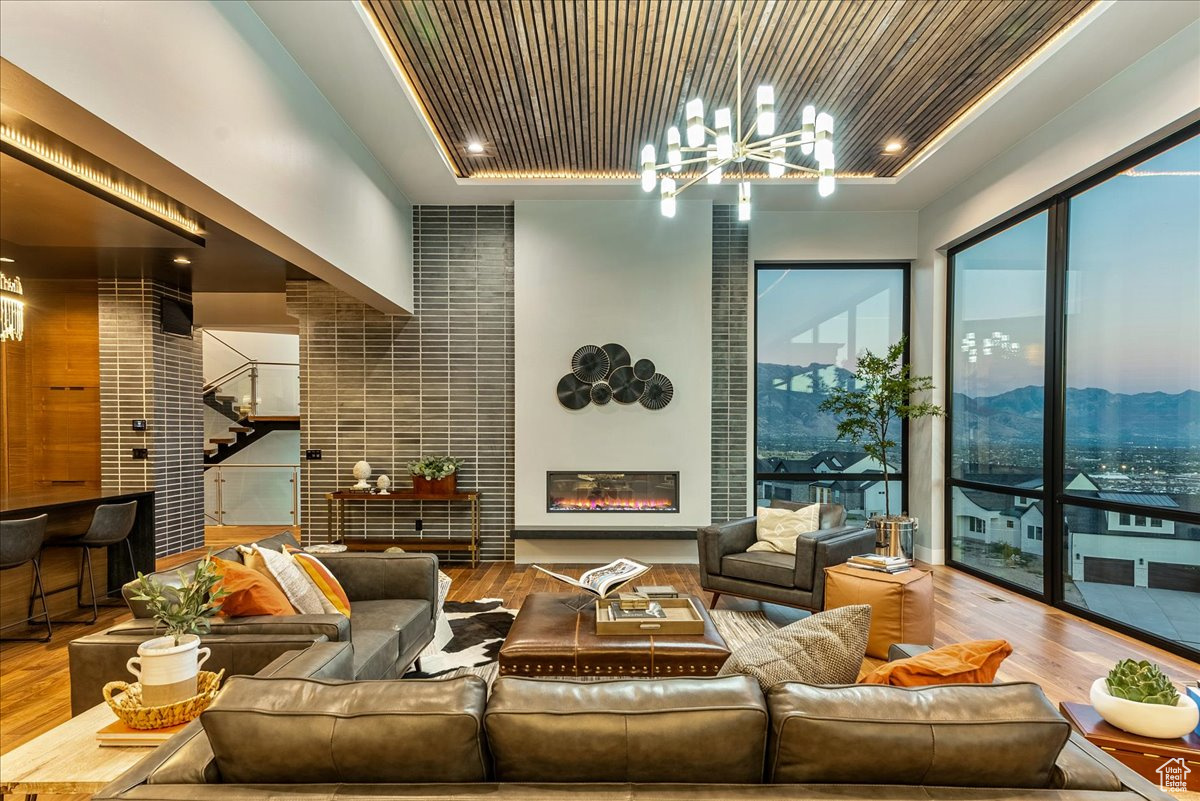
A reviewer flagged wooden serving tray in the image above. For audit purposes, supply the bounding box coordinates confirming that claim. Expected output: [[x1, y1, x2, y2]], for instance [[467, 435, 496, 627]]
[[594, 597, 706, 635]]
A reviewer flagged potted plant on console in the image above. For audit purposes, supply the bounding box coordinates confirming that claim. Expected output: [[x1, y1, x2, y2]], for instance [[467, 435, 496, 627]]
[[1091, 659, 1199, 739], [408, 455, 464, 495], [126, 556, 225, 706], [819, 336, 943, 558]]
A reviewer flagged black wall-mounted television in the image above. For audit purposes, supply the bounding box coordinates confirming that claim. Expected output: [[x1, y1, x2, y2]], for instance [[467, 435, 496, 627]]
[[161, 297, 194, 338]]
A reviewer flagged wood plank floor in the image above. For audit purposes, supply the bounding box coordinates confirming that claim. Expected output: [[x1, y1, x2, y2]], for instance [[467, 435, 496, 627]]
[[2, 526, 1195, 800]]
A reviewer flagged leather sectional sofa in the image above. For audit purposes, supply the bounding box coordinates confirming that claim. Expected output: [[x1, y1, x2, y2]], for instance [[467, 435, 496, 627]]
[[96, 642, 1171, 801], [68, 531, 438, 714]]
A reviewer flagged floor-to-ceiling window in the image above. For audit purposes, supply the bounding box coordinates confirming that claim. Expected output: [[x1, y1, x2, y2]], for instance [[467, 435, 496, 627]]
[[946, 125, 1200, 659], [756, 264, 909, 522]]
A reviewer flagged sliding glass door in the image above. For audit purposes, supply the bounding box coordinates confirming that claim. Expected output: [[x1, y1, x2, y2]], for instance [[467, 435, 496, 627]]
[[756, 264, 909, 522], [946, 125, 1200, 659]]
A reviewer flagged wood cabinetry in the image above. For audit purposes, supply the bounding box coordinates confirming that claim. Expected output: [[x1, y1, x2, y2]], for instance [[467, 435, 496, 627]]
[[0, 279, 100, 493]]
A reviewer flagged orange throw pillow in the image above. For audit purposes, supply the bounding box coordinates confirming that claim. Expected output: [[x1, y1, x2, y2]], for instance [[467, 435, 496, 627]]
[[284, 545, 352, 617], [860, 639, 1013, 687], [212, 557, 295, 617]]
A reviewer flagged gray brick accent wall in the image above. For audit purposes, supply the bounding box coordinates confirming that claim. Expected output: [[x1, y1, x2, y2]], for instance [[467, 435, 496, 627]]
[[287, 205, 515, 560], [99, 279, 204, 557], [711, 205, 750, 523]]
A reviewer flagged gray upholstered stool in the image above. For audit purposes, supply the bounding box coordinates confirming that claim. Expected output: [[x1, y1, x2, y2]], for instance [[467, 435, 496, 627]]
[[43, 500, 138, 624], [0, 514, 52, 642]]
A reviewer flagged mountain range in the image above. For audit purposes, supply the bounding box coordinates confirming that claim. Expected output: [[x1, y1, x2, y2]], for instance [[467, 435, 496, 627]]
[[757, 362, 1200, 447]]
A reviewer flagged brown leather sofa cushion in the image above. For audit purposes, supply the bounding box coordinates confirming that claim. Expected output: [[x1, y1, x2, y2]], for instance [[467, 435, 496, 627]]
[[200, 675, 488, 783], [767, 682, 1071, 788], [484, 676, 768, 783]]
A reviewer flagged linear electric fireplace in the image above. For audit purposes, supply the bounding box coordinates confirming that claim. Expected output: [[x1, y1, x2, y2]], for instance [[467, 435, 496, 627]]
[[547, 471, 679, 512]]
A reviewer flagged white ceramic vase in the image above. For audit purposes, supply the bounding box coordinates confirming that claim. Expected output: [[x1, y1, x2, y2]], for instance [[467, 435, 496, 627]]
[[127, 634, 211, 707], [1090, 677, 1199, 740]]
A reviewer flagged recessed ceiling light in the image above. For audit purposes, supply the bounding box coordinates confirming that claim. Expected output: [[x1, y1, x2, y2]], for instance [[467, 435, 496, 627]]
[[883, 141, 904, 154], [173, 257, 192, 265], [0, 257, 13, 263], [466, 141, 485, 154]]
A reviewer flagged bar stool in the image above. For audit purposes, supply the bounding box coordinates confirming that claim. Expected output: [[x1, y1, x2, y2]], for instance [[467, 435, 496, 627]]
[[0, 514, 52, 642], [44, 501, 138, 624]]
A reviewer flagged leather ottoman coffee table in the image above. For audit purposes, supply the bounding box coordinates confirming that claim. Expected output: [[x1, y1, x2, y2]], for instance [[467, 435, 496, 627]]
[[499, 592, 731, 678]]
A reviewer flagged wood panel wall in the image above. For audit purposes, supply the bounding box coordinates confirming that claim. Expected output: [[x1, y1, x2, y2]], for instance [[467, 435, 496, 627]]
[[1, 279, 101, 495], [1, 280, 104, 629]]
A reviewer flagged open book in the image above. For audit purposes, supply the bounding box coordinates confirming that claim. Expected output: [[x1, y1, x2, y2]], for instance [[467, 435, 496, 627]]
[[533, 558, 651, 599]]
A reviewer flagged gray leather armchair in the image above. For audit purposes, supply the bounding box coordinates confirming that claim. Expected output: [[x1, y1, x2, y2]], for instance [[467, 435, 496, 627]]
[[698, 502, 876, 610]]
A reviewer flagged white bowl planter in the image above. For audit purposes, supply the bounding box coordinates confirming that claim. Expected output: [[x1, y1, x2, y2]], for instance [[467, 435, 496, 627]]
[[127, 634, 211, 707], [1090, 677, 1199, 740]]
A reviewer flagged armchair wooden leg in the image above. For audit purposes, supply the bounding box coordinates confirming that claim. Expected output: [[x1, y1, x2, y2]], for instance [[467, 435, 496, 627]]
[[708, 592, 721, 609]]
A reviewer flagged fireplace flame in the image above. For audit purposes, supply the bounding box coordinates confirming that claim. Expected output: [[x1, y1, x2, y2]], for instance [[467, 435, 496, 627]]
[[550, 497, 676, 511]]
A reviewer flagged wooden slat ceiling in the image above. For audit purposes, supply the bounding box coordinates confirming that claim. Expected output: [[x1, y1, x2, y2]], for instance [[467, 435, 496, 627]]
[[365, 0, 1094, 179]]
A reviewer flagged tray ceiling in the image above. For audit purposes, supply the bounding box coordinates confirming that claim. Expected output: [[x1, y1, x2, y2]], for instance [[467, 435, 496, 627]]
[[364, 0, 1094, 180]]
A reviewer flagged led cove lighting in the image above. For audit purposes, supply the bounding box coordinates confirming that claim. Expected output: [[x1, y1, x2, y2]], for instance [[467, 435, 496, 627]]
[[0, 124, 204, 236]]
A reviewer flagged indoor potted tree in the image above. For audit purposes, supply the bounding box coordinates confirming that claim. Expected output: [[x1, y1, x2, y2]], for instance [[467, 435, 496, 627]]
[[819, 336, 943, 558], [1091, 659, 1199, 739], [126, 555, 226, 706], [408, 455, 464, 495]]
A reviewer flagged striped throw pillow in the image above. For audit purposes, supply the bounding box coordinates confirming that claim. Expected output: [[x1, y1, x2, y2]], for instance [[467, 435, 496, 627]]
[[284, 545, 352, 617], [253, 544, 326, 615]]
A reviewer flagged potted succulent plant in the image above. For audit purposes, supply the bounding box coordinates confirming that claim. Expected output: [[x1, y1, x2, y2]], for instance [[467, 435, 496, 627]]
[[127, 555, 226, 706], [408, 455, 464, 495], [1090, 659, 1199, 739], [819, 336, 943, 558]]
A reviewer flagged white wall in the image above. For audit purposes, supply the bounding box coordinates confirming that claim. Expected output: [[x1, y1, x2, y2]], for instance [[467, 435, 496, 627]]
[[0, 0, 414, 314], [910, 21, 1200, 565], [514, 200, 713, 540]]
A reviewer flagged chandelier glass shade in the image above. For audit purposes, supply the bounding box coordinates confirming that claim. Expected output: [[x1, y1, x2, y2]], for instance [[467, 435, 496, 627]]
[[639, 2, 836, 219]]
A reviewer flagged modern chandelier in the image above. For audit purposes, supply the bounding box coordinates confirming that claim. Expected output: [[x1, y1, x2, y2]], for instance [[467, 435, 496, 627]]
[[639, 1, 836, 220]]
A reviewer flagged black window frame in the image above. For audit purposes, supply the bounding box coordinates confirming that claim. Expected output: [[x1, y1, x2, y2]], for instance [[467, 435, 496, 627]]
[[754, 261, 912, 517], [944, 121, 1200, 662]]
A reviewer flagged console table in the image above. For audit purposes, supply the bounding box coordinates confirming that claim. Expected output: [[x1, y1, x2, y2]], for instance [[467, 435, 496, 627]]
[[324, 490, 480, 567]]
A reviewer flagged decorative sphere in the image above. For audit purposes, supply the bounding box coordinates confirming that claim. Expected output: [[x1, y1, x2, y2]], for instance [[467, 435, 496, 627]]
[[352, 461, 372, 480], [377, 474, 391, 490]]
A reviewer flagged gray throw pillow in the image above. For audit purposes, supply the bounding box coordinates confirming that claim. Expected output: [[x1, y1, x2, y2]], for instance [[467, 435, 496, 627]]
[[718, 604, 871, 691]]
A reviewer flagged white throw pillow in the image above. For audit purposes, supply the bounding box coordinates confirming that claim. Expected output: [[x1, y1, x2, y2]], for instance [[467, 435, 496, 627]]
[[749, 504, 822, 554], [253, 544, 326, 615]]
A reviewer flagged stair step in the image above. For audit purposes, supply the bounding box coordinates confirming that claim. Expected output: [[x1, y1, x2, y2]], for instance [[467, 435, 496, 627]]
[[228, 426, 252, 433], [208, 437, 235, 445]]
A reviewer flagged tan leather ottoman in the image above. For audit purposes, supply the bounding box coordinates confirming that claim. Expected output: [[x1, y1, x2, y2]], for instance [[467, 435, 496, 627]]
[[498, 592, 731, 678], [823, 563, 934, 659]]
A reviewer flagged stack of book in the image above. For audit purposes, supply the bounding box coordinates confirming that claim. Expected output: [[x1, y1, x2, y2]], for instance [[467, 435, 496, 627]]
[[847, 554, 912, 574]]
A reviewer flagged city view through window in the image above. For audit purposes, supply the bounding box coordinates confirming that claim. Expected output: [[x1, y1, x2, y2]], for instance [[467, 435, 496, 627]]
[[948, 133, 1199, 655]]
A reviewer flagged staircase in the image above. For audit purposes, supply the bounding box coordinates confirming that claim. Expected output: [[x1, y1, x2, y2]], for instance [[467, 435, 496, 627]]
[[202, 359, 300, 466]]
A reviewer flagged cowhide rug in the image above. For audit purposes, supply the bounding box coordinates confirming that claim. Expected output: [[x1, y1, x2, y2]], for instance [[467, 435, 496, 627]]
[[406, 599, 516, 679]]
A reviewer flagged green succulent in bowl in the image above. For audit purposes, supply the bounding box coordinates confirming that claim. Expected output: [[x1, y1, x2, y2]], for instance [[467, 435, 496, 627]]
[[1105, 659, 1180, 706]]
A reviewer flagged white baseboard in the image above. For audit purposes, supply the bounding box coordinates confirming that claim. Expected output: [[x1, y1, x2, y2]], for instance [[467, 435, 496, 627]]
[[514, 539, 699, 565]]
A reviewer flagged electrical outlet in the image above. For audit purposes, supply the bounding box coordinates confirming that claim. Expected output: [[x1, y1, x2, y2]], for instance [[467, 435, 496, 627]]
[[415, 518, 423, 532], [305, 449, 322, 460], [132, 448, 149, 460], [131, 419, 147, 431]]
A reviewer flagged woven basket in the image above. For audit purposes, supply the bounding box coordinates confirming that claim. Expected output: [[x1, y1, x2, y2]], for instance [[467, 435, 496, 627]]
[[103, 669, 225, 730]]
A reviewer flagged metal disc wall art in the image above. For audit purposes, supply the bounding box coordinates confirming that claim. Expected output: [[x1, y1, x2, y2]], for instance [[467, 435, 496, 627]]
[[633, 358, 656, 381], [639, 374, 674, 410], [556, 374, 592, 410], [601, 343, 631, 372], [590, 382, 613, 405], [556, 343, 674, 411], [571, 345, 610, 383], [608, 365, 645, 404]]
